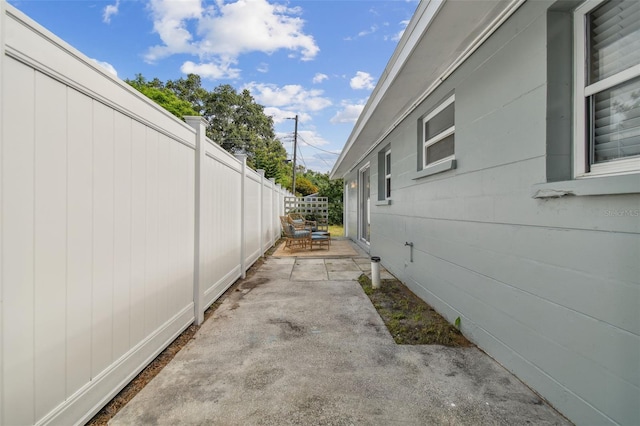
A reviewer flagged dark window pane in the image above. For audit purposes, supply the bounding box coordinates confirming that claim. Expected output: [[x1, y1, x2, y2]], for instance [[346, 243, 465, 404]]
[[591, 76, 640, 163], [385, 152, 391, 174], [386, 178, 391, 198], [426, 135, 455, 165], [425, 103, 454, 141]]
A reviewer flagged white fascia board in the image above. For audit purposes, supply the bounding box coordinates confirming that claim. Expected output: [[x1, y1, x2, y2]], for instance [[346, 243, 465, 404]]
[[329, 0, 444, 179], [330, 0, 525, 179]]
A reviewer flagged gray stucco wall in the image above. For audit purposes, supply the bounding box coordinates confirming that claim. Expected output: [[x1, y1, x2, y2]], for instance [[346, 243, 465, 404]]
[[345, 1, 640, 424]]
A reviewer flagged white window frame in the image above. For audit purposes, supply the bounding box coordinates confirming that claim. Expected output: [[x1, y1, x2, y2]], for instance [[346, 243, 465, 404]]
[[423, 94, 455, 169], [384, 150, 391, 200], [574, 0, 640, 178], [358, 162, 371, 245]]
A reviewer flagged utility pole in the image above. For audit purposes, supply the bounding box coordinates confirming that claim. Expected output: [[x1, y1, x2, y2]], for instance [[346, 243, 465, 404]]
[[292, 114, 298, 196]]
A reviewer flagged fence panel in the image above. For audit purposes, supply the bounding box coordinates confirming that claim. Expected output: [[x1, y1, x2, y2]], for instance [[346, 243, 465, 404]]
[[200, 138, 243, 310], [262, 178, 274, 252], [1, 6, 196, 425], [272, 183, 281, 243], [244, 170, 263, 266], [1, 4, 293, 425]]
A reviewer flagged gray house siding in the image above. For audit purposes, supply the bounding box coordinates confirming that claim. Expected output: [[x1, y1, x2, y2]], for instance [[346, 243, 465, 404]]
[[344, 2, 639, 425]]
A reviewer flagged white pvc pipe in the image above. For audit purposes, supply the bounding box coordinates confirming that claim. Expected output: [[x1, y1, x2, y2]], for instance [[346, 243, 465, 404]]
[[371, 256, 381, 289]]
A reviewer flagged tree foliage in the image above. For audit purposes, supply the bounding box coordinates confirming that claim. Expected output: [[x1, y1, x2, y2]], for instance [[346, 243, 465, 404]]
[[126, 74, 288, 183], [293, 175, 318, 197], [165, 74, 209, 114], [300, 170, 344, 225], [126, 74, 198, 119]]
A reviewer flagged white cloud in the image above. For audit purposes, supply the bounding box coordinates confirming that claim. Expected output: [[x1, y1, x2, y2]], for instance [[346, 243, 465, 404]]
[[390, 29, 404, 42], [350, 71, 375, 90], [180, 60, 241, 79], [307, 151, 341, 172], [257, 62, 269, 73], [198, 1, 318, 60], [91, 58, 118, 77], [274, 130, 337, 172], [357, 25, 378, 37], [297, 129, 330, 146], [267, 107, 311, 124], [388, 19, 410, 42], [245, 82, 332, 113], [103, 0, 120, 23], [277, 127, 336, 171], [300, 145, 341, 172], [145, 0, 319, 76], [144, 0, 202, 62], [331, 102, 364, 124], [312, 73, 328, 84]]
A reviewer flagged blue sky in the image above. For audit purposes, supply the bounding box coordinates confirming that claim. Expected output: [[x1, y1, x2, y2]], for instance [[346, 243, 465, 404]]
[[8, 0, 418, 173]]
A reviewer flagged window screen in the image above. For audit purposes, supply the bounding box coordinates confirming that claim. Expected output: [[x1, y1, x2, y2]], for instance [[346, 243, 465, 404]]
[[425, 135, 455, 165], [423, 95, 455, 168], [587, 1, 640, 165]]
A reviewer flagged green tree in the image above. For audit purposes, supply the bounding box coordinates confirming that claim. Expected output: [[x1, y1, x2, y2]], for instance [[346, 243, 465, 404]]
[[320, 178, 344, 225], [167, 78, 287, 181], [293, 175, 318, 197], [125, 74, 198, 119], [165, 74, 209, 114], [255, 139, 288, 182], [128, 74, 288, 184], [301, 170, 343, 225]]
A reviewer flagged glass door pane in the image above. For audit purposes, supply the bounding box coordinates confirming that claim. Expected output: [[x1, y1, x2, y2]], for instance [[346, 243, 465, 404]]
[[359, 166, 370, 243]]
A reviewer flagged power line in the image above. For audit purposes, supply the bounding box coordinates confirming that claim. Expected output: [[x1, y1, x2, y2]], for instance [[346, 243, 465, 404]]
[[300, 139, 332, 168], [297, 135, 335, 169], [297, 135, 340, 155], [296, 140, 307, 169], [288, 115, 298, 195]]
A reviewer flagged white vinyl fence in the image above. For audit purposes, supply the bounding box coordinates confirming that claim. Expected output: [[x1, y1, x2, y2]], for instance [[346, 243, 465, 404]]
[[0, 4, 291, 425]]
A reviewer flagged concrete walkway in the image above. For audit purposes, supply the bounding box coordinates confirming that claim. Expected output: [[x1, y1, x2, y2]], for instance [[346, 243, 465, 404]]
[[111, 244, 569, 425]]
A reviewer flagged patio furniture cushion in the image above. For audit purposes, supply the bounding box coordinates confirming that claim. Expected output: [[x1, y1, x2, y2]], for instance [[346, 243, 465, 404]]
[[294, 230, 310, 237], [310, 232, 330, 249], [287, 214, 316, 231], [280, 215, 312, 251]]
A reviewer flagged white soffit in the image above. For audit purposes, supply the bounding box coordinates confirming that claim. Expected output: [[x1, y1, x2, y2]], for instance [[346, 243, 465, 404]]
[[331, 0, 523, 179]]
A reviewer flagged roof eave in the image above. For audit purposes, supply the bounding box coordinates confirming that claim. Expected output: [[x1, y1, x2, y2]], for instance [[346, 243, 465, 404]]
[[329, 0, 443, 179], [330, 0, 525, 180]]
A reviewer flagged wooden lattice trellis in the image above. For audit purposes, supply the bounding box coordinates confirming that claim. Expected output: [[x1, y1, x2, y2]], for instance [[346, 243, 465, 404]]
[[284, 197, 329, 225]]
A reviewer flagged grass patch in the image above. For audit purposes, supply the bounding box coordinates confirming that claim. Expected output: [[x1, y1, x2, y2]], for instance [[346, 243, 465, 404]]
[[328, 224, 344, 237], [358, 274, 471, 347]]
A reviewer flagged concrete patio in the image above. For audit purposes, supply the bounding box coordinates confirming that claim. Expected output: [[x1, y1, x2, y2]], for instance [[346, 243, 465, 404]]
[[110, 240, 569, 425]]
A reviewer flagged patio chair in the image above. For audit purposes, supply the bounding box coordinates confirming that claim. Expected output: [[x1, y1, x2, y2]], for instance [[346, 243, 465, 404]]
[[287, 213, 317, 231], [314, 219, 329, 232], [280, 216, 311, 251]]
